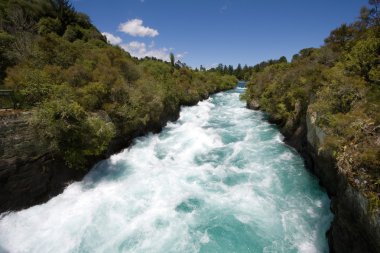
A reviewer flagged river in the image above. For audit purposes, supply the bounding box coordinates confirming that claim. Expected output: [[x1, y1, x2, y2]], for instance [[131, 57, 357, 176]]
[[0, 87, 333, 253]]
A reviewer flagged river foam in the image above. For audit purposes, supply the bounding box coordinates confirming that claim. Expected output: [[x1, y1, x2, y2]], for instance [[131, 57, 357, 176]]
[[0, 88, 333, 253]]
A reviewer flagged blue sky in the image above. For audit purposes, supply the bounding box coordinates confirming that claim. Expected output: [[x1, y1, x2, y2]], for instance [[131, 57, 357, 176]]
[[72, 0, 368, 68]]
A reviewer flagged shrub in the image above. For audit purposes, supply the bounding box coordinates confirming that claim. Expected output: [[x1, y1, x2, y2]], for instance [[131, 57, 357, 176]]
[[37, 17, 62, 35], [31, 99, 115, 168]]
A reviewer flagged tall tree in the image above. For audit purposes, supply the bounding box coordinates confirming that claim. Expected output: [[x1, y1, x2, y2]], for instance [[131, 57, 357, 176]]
[[51, 0, 75, 34], [170, 52, 175, 67], [216, 63, 224, 73], [235, 63, 242, 79], [228, 65, 234, 75]]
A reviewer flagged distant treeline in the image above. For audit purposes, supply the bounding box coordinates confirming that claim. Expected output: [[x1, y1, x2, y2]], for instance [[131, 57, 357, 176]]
[[206, 57, 288, 81]]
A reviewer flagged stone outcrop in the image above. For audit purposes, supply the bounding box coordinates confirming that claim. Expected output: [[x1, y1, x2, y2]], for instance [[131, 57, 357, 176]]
[[0, 110, 88, 212], [306, 108, 380, 253], [247, 98, 260, 110]]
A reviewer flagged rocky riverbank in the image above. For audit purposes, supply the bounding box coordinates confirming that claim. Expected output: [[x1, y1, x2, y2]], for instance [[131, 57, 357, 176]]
[[247, 100, 380, 253], [0, 88, 228, 214]]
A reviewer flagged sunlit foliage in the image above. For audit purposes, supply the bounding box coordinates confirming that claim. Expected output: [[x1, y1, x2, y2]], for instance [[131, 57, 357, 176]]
[[244, 1, 380, 206], [0, 0, 237, 167]]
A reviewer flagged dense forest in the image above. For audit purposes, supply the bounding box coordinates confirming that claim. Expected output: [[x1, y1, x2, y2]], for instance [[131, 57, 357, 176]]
[[0, 0, 237, 168], [244, 1, 380, 209]]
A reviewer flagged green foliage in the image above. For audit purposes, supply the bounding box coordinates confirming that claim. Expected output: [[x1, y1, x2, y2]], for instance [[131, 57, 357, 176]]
[[346, 37, 380, 81], [324, 24, 356, 52], [77, 82, 108, 110], [74, 12, 91, 29], [37, 17, 62, 35], [244, 3, 380, 207], [31, 34, 80, 68], [32, 99, 115, 168], [0, 0, 237, 168], [53, 0, 76, 34], [63, 24, 83, 42], [170, 52, 175, 67], [368, 192, 380, 215], [312, 65, 367, 127], [5, 66, 55, 106]]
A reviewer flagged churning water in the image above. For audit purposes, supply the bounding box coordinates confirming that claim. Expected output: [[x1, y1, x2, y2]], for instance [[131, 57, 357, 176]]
[[0, 88, 333, 253]]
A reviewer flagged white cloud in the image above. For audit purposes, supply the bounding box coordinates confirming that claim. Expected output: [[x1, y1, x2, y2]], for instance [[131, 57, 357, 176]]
[[102, 32, 122, 45], [121, 41, 172, 61], [118, 19, 159, 37]]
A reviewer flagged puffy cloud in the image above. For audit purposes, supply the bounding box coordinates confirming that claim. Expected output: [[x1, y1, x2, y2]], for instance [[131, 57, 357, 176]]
[[103, 20, 184, 61], [121, 41, 171, 61], [101, 32, 122, 45], [118, 19, 159, 37]]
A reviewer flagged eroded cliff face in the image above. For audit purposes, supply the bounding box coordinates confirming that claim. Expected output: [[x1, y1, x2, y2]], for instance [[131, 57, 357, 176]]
[[0, 108, 180, 213], [306, 108, 380, 253], [0, 110, 88, 213], [0, 88, 223, 213], [246, 98, 380, 253]]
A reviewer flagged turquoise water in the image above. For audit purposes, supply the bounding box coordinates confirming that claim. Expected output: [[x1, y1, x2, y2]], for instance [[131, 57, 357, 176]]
[[0, 88, 333, 253]]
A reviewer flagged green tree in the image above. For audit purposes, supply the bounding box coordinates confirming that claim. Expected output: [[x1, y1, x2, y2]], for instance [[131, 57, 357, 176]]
[[346, 37, 380, 82], [278, 56, 287, 63], [170, 52, 175, 67], [228, 65, 234, 75], [235, 64, 242, 79], [52, 0, 75, 34], [324, 24, 355, 51]]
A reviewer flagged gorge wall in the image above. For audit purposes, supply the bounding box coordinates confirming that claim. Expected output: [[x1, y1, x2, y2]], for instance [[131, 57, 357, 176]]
[[0, 89, 225, 213], [247, 100, 380, 253], [0, 110, 97, 213]]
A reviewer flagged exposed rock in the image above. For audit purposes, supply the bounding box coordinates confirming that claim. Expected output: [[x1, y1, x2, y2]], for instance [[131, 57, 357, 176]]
[[306, 107, 380, 253], [0, 110, 88, 212], [245, 102, 380, 253], [0, 106, 178, 213], [329, 181, 380, 253], [247, 98, 260, 110], [306, 109, 326, 150], [306, 108, 338, 195], [0, 88, 229, 213]]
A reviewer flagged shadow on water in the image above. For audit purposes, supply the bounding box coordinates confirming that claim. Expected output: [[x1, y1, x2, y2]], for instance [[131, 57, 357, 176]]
[[81, 158, 132, 189]]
